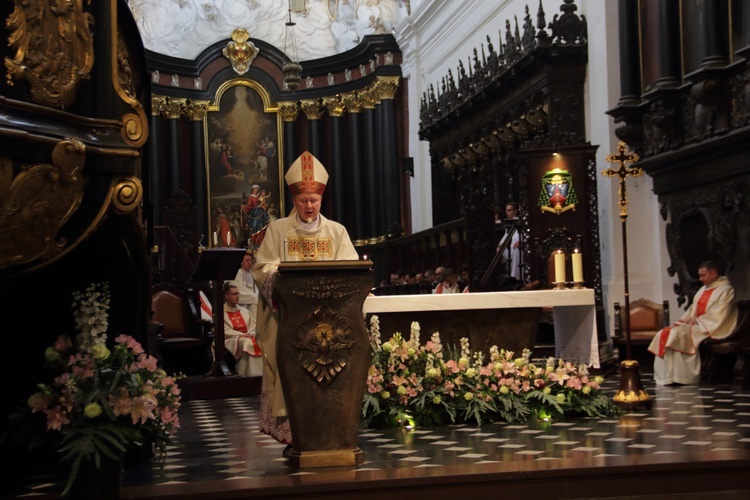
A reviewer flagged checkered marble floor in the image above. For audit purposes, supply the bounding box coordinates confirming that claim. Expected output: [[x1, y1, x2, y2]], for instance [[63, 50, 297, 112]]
[[126, 371, 750, 483], [9, 371, 750, 497]]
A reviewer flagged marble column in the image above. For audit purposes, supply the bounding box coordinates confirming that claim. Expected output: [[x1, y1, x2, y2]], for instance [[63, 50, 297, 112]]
[[279, 102, 300, 214], [685, 0, 728, 68], [373, 77, 401, 237], [342, 92, 366, 242], [617, 0, 642, 105], [161, 97, 183, 197], [642, 0, 681, 88], [184, 99, 210, 244], [149, 96, 163, 226], [323, 96, 347, 227], [300, 99, 324, 159], [362, 91, 379, 241], [737, 0, 750, 57]]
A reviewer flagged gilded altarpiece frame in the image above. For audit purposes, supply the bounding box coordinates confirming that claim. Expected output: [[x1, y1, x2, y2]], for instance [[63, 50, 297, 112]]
[[205, 80, 283, 249]]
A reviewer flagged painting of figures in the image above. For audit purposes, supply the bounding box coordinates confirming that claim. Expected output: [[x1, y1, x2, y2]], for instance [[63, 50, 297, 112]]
[[206, 83, 281, 250]]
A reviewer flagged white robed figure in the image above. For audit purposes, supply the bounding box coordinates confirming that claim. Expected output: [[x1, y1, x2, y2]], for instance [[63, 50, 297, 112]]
[[252, 151, 358, 449], [648, 261, 738, 385]]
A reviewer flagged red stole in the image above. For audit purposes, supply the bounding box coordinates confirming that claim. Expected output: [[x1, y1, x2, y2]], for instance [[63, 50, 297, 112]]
[[657, 287, 715, 356], [227, 310, 248, 333]]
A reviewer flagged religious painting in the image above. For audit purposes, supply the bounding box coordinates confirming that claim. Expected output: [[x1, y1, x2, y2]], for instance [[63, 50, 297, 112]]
[[206, 81, 282, 250]]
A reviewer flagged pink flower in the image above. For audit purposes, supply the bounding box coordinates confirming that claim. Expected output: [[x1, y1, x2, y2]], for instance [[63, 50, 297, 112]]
[[28, 393, 50, 413], [445, 360, 460, 374], [69, 354, 95, 379], [115, 335, 145, 355], [159, 407, 180, 430], [566, 377, 583, 390], [109, 390, 133, 417], [45, 406, 71, 431], [54, 335, 73, 352], [130, 395, 157, 425], [136, 354, 159, 372]]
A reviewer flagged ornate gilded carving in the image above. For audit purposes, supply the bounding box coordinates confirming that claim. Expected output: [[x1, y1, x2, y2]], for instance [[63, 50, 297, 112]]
[[4, 0, 95, 109], [154, 96, 185, 119], [222, 28, 259, 76], [323, 96, 346, 117], [372, 76, 400, 100], [341, 92, 365, 114], [183, 99, 210, 121], [110, 1, 149, 149], [300, 99, 325, 120], [0, 139, 86, 269], [361, 88, 378, 109], [278, 101, 300, 122], [116, 33, 136, 100], [111, 177, 142, 214], [294, 306, 355, 385]]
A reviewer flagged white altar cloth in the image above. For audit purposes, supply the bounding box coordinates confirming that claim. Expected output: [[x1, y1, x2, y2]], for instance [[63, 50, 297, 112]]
[[364, 289, 599, 368]]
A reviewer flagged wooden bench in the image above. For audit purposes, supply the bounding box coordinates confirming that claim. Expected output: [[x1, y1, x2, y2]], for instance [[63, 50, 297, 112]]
[[613, 298, 669, 364], [700, 300, 750, 385], [151, 283, 214, 376]]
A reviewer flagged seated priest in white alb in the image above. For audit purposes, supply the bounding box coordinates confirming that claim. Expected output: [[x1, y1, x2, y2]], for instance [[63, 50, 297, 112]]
[[233, 250, 259, 323], [648, 261, 738, 385], [222, 282, 263, 376]]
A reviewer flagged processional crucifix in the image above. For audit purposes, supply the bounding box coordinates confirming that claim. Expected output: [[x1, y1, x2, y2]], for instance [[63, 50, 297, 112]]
[[603, 142, 652, 410]]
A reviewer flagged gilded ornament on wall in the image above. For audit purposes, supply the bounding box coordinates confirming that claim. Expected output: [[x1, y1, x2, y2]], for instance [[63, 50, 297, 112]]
[[4, 0, 95, 109], [222, 28, 259, 76], [0, 139, 86, 269]]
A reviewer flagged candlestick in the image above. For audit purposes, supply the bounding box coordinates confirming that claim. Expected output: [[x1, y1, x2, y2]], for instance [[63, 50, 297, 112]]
[[554, 250, 566, 286], [572, 249, 583, 283], [213, 232, 218, 247]]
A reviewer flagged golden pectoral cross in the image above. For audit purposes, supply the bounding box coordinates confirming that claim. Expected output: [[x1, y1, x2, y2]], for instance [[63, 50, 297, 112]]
[[603, 141, 643, 221]]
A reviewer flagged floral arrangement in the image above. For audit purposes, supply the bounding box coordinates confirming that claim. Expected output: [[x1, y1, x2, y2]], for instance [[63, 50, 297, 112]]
[[362, 316, 620, 427], [24, 283, 182, 495]]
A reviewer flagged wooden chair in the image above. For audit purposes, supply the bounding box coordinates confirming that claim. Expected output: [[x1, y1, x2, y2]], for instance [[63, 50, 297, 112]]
[[151, 283, 214, 376], [700, 300, 750, 385], [613, 298, 669, 363]]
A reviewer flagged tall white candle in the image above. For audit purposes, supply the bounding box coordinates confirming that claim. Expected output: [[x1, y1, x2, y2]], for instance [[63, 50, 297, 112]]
[[213, 232, 218, 246], [226, 231, 231, 247], [554, 251, 566, 284], [572, 250, 584, 282]]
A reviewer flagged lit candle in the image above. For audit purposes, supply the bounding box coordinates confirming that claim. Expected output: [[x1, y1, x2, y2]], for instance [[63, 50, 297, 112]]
[[226, 231, 231, 247], [554, 250, 566, 284], [572, 249, 584, 282], [213, 232, 218, 246]]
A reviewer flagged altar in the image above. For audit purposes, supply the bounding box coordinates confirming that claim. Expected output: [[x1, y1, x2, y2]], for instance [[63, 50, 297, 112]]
[[363, 289, 599, 368]]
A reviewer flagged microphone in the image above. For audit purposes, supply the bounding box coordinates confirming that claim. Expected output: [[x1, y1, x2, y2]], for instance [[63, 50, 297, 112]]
[[283, 216, 318, 261]]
